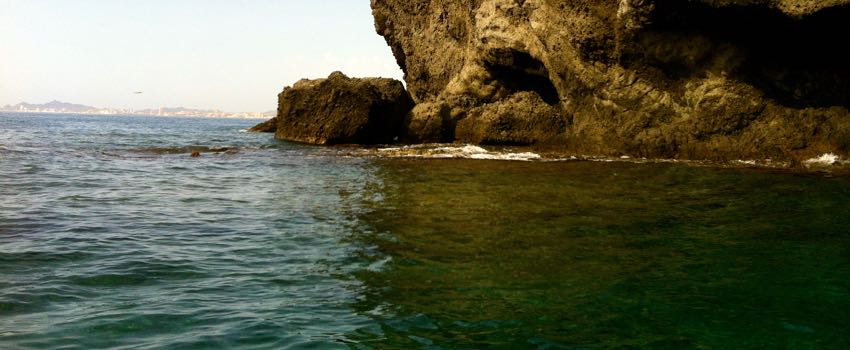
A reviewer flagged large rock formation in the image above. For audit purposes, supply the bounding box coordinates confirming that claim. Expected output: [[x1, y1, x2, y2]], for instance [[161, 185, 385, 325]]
[[372, 0, 850, 161], [255, 71, 413, 145]]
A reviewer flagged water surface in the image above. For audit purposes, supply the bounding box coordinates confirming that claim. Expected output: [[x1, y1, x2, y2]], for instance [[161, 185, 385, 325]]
[[1, 113, 849, 349]]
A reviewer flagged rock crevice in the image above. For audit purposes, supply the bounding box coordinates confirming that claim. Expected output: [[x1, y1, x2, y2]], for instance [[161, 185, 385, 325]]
[[371, 0, 850, 160]]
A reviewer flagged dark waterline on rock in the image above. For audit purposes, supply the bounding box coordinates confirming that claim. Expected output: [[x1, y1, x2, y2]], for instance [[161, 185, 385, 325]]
[[2, 113, 849, 349]]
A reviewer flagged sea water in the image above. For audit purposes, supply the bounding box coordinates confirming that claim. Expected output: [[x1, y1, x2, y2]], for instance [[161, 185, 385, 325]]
[[1, 113, 849, 349]]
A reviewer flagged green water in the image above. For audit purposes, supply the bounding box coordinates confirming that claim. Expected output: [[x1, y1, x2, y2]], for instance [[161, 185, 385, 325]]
[[350, 160, 850, 349], [2, 114, 849, 349]]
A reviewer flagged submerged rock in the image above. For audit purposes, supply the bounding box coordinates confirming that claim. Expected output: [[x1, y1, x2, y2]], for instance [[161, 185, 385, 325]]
[[252, 71, 414, 145], [372, 0, 850, 161]]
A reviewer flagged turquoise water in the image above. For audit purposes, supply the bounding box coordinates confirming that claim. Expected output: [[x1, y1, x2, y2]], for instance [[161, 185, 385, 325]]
[[1, 113, 849, 349]]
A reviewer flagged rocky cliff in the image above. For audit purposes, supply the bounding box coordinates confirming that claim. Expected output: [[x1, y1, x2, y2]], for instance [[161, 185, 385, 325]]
[[372, 0, 850, 161]]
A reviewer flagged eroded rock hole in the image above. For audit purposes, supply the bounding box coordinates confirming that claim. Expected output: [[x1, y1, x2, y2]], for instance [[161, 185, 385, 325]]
[[640, 1, 850, 109], [484, 49, 561, 105]]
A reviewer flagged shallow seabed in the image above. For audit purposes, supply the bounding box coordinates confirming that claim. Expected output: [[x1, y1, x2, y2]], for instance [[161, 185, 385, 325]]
[[2, 113, 849, 349]]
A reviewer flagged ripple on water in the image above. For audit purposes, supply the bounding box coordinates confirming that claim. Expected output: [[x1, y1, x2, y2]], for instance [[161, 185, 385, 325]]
[[66, 263, 208, 288], [2, 114, 850, 349], [0, 250, 94, 265]]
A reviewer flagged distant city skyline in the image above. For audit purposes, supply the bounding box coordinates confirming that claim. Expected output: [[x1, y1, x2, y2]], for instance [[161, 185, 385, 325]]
[[1, 100, 274, 118], [0, 0, 404, 113]]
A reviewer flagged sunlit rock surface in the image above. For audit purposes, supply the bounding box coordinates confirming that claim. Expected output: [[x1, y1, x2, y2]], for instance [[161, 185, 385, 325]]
[[372, 0, 850, 161], [253, 71, 413, 145]]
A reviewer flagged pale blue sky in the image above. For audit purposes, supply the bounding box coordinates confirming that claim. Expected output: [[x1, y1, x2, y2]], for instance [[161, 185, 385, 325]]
[[0, 0, 403, 112]]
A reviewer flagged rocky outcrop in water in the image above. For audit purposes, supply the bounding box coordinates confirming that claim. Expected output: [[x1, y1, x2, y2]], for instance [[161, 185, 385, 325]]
[[253, 71, 413, 145], [372, 0, 850, 161], [248, 118, 277, 133]]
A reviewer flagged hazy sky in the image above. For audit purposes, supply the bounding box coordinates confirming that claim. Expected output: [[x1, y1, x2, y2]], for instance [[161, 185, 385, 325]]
[[0, 0, 404, 112]]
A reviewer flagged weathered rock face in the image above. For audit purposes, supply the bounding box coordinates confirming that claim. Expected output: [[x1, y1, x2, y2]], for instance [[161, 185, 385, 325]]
[[456, 92, 567, 145], [254, 71, 413, 145], [372, 0, 850, 161]]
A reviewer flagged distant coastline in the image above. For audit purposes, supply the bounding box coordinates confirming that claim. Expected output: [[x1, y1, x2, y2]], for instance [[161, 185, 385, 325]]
[[0, 110, 270, 120], [1, 100, 274, 119]]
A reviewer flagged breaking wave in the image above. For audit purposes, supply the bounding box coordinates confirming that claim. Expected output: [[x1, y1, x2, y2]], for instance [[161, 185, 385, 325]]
[[804, 153, 842, 167], [374, 144, 542, 161]]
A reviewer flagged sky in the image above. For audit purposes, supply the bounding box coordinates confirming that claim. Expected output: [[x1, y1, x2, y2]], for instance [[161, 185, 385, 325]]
[[0, 0, 404, 112]]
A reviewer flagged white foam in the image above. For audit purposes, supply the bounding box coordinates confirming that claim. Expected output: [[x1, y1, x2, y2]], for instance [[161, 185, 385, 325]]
[[377, 144, 541, 161], [469, 152, 542, 161], [434, 145, 489, 154], [435, 145, 540, 161], [804, 153, 840, 166]]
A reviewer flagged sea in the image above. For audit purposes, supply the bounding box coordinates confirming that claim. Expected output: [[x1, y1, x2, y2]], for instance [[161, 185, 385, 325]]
[[1, 112, 849, 349]]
